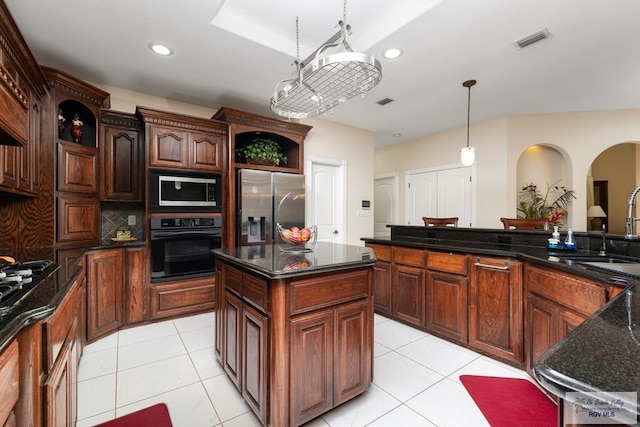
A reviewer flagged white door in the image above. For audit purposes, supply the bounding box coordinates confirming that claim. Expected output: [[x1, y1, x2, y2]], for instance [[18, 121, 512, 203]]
[[374, 175, 398, 237], [406, 166, 473, 227], [438, 167, 472, 227], [406, 171, 437, 225], [306, 157, 346, 243]]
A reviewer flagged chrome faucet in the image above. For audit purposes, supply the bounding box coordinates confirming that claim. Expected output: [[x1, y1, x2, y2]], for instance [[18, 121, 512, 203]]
[[600, 224, 607, 256], [625, 185, 640, 239]]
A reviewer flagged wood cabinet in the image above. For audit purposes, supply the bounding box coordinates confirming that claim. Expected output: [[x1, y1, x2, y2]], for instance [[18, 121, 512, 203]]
[[0, 2, 48, 197], [366, 244, 392, 316], [469, 256, 523, 364], [150, 275, 215, 320], [56, 193, 100, 244], [0, 340, 20, 426], [137, 107, 225, 173], [43, 269, 83, 427], [124, 246, 149, 324], [524, 264, 607, 372], [57, 140, 98, 194], [211, 107, 312, 248], [216, 256, 373, 427], [392, 247, 426, 327], [44, 67, 110, 247], [100, 110, 143, 201], [86, 248, 124, 342], [426, 252, 468, 342]]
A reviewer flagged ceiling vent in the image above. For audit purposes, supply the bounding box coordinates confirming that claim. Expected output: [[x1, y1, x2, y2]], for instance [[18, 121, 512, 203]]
[[513, 27, 551, 49], [377, 98, 394, 106]]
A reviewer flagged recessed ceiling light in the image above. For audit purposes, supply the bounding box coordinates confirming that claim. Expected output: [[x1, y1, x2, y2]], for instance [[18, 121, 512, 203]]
[[382, 48, 402, 59], [149, 43, 173, 56], [392, 133, 402, 138]]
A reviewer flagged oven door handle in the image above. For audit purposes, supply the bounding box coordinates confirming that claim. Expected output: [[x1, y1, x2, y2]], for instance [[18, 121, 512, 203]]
[[151, 230, 221, 239]]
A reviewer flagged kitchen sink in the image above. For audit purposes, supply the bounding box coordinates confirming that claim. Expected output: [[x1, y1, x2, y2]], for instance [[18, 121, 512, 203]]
[[560, 256, 634, 264]]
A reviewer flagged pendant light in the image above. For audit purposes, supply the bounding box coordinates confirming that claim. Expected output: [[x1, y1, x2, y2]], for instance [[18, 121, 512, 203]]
[[460, 79, 477, 166]]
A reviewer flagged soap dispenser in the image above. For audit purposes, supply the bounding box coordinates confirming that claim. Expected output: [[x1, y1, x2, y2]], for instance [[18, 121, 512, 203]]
[[564, 228, 577, 250], [548, 226, 561, 249]]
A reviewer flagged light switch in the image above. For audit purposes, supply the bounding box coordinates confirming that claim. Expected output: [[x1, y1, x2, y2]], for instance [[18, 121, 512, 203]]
[[128, 215, 136, 226]]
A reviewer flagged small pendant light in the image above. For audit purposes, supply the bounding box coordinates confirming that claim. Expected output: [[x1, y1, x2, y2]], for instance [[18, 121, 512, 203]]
[[460, 79, 477, 166]]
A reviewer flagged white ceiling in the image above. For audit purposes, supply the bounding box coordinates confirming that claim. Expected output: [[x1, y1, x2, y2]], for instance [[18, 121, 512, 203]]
[[6, 0, 640, 148]]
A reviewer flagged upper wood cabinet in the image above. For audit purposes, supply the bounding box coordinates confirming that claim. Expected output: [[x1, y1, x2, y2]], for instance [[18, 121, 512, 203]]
[[137, 106, 225, 172], [0, 2, 48, 149], [57, 140, 98, 194], [100, 110, 143, 201], [212, 107, 311, 174], [0, 4, 48, 197], [212, 107, 312, 248]]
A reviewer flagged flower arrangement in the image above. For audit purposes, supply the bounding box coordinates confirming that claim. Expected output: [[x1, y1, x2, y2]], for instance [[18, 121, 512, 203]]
[[518, 180, 576, 227]]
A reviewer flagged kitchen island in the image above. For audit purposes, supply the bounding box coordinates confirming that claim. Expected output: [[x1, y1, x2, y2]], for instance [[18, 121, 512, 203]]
[[213, 242, 376, 427]]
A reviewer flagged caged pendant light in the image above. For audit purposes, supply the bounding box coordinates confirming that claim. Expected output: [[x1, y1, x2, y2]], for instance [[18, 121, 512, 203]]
[[460, 79, 477, 166], [270, 1, 382, 119]]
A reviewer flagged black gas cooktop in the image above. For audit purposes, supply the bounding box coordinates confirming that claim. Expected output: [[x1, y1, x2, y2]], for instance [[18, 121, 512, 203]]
[[0, 260, 55, 315]]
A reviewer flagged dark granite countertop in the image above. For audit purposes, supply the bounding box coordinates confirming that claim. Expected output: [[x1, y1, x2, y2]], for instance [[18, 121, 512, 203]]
[[363, 225, 640, 414], [213, 242, 376, 279], [0, 242, 147, 353]]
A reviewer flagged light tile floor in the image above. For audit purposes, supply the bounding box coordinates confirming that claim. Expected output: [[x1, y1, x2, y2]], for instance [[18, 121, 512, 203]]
[[77, 312, 542, 426]]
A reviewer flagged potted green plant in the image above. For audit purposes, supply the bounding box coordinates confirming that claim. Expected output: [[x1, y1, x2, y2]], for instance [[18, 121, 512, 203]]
[[236, 137, 287, 166], [518, 180, 576, 227]]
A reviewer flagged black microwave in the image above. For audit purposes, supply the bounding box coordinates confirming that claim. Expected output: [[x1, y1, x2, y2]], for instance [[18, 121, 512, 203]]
[[150, 170, 222, 212]]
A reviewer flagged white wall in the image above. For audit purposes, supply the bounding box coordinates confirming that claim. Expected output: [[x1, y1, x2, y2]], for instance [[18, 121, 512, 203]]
[[93, 82, 376, 245], [300, 118, 375, 246], [375, 109, 640, 232]]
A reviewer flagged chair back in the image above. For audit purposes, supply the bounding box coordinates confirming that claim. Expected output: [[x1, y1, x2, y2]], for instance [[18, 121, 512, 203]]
[[500, 217, 549, 230], [422, 217, 459, 227]]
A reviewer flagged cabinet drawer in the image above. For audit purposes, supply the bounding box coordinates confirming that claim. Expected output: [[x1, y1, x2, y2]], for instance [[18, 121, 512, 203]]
[[243, 274, 268, 313], [428, 251, 467, 275], [366, 244, 391, 262], [0, 340, 19, 426], [526, 265, 606, 317], [291, 269, 370, 315], [224, 264, 243, 296], [392, 247, 426, 267]]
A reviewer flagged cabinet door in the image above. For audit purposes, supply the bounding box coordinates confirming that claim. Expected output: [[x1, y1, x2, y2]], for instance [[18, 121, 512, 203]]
[[57, 141, 98, 193], [87, 249, 124, 341], [56, 194, 100, 243], [124, 246, 148, 323], [372, 261, 392, 316], [148, 125, 189, 169], [44, 319, 77, 427], [0, 340, 19, 426], [525, 293, 558, 372], [0, 145, 17, 189], [102, 125, 141, 201], [334, 300, 371, 406], [426, 270, 468, 342], [242, 303, 268, 425], [290, 309, 334, 426], [392, 264, 425, 327], [224, 291, 242, 390], [190, 131, 222, 172], [469, 257, 523, 363]]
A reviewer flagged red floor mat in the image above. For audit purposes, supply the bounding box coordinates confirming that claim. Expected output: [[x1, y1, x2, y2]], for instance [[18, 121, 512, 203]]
[[460, 375, 556, 427], [94, 403, 173, 427]]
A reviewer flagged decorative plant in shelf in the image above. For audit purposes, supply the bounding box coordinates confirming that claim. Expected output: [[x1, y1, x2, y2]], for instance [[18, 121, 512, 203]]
[[236, 137, 287, 166], [518, 180, 576, 227]]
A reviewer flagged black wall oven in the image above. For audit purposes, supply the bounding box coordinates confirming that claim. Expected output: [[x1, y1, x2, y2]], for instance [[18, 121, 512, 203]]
[[150, 215, 222, 282]]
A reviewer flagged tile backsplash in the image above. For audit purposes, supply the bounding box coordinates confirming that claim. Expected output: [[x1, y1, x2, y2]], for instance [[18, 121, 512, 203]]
[[101, 202, 145, 243]]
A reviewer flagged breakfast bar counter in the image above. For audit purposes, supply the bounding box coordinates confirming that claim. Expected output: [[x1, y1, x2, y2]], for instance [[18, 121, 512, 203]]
[[213, 242, 376, 427]]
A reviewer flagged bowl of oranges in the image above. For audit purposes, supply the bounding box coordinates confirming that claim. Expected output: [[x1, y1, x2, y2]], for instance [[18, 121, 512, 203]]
[[276, 224, 317, 252]]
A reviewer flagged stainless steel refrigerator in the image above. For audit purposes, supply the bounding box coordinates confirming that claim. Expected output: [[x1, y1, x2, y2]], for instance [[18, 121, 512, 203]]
[[237, 169, 305, 246]]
